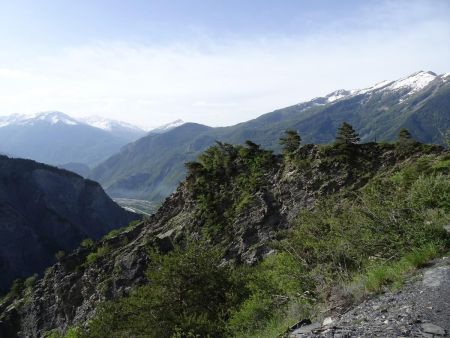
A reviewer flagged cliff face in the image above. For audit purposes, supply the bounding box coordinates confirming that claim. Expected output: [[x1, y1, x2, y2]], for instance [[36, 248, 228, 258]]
[[0, 155, 138, 294], [0, 143, 444, 337]]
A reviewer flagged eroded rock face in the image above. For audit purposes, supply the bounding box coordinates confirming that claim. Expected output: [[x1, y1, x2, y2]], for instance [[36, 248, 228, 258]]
[[0, 144, 444, 337], [0, 155, 137, 293]]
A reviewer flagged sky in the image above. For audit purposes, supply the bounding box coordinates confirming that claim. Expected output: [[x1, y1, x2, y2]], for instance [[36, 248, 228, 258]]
[[0, 0, 449, 129]]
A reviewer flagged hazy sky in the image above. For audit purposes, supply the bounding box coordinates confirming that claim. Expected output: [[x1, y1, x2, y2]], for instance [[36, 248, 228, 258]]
[[0, 0, 449, 128]]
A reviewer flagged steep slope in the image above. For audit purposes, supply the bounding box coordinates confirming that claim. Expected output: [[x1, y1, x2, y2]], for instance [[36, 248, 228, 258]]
[[91, 71, 450, 202], [90, 123, 214, 200], [0, 155, 138, 293], [0, 112, 136, 166], [1, 141, 446, 337]]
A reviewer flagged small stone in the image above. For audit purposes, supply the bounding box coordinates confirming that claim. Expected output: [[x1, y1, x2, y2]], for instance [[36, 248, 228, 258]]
[[291, 322, 321, 334], [421, 333, 433, 338], [421, 323, 446, 335], [322, 317, 334, 326]]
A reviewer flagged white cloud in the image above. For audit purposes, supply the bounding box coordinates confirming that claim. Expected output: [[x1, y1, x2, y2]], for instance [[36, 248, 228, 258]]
[[0, 0, 449, 127]]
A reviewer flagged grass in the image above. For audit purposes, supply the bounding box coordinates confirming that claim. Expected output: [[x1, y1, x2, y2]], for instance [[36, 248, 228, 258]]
[[359, 243, 442, 294], [234, 304, 305, 338]]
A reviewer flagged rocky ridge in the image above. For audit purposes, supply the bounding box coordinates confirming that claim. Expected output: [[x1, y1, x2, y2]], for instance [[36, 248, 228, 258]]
[[0, 143, 446, 337]]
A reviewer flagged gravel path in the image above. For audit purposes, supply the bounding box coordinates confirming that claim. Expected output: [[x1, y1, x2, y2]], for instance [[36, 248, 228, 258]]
[[290, 255, 450, 337]]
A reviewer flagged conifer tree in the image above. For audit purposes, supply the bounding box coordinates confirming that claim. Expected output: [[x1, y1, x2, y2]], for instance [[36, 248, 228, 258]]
[[397, 128, 414, 144], [279, 130, 301, 154], [335, 122, 360, 145]]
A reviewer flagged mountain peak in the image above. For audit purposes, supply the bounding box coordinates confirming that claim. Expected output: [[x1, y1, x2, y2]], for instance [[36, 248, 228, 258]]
[[78, 115, 145, 133], [387, 70, 437, 94], [25, 111, 79, 126], [325, 89, 351, 102], [148, 119, 185, 134]]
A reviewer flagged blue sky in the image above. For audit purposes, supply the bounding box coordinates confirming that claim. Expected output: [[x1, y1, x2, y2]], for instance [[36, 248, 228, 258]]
[[0, 0, 449, 127]]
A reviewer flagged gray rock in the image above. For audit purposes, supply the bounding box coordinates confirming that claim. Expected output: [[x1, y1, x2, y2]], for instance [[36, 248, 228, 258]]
[[421, 322, 446, 335]]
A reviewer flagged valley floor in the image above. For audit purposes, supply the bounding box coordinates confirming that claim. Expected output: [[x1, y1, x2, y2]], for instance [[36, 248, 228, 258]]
[[291, 252, 450, 337], [113, 198, 158, 215]]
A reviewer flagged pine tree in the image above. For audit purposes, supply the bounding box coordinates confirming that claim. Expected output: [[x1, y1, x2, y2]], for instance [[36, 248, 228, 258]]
[[279, 130, 301, 154], [335, 122, 360, 145], [397, 128, 414, 144]]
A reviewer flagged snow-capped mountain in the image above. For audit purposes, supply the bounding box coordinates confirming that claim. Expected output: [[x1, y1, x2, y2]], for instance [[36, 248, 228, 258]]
[[91, 70, 450, 203], [315, 71, 446, 105], [2, 111, 81, 127], [0, 111, 132, 166], [78, 116, 146, 141], [148, 119, 185, 134]]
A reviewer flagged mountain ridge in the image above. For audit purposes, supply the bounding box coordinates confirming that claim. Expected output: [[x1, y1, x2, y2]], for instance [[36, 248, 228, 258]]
[[0, 155, 138, 293], [91, 70, 450, 203], [1, 137, 447, 337]]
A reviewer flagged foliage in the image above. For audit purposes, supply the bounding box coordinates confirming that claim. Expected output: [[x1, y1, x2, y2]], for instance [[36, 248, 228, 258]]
[[44, 327, 84, 338], [335, 122, 360, 145], [85, 245, 111, 265], [186, 141, 276, 240], [85, 242, 245, 338], [362, 243, 440, 293], [398, 128, 413, 143], [51, 144, 450, 338], [7, 278, 25, 299], [24, 274, 37, 289], [237, 164, 450, 335], [80, 238, 95, 249], [54, 250, 66, 261], [279, 130, 301, 155]]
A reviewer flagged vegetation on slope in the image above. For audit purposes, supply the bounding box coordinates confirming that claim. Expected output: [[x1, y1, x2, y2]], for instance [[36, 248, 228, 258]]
[[91, 76, 450, 203], [42, 125, 450, 338]]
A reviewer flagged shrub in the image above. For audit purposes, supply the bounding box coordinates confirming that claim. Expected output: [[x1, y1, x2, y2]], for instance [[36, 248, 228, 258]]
[[54, 250, 66, 261], [80, 238, 94, 249], [86, 242, 245, 338], [24, 274, 38, 289], [85, 245, 111, 265]]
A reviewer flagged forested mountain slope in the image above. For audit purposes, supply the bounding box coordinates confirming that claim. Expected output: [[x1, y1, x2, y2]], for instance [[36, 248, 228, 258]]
[[91, 71, 450, 203]]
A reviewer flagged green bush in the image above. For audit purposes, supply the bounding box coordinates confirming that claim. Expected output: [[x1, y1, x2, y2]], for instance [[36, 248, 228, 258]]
[[86, 242, 245, 338], [80, 238, 94, 249], [85, 245, 111, 265], [24, 274, 37, 289], [54, 250, 66, 261]]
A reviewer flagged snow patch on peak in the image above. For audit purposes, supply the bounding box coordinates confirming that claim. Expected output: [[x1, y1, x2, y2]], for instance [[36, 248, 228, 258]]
[[0, 114, 27, 127], [0, 111, 79, 127], [149, 119, 185, 134], [29, 111, 79, 125], [325, 89, 351, 103], [387, 71, 436, 94], [79, 116, 143, 132], [441, 73, 450, 82], [351, 80, 394, 95]]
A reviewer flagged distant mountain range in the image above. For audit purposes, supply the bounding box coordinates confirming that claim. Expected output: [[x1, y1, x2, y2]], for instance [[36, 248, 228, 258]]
[[90, 70, 450, 202], [0, 112, 146, 167], [0, 155, 137, 292]]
